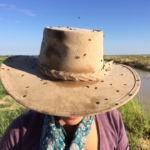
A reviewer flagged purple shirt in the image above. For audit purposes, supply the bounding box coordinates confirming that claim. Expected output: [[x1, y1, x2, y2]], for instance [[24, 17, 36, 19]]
[[0, 109, 129, 150]]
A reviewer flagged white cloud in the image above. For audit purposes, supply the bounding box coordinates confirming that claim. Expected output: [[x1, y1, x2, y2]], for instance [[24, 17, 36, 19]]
[[0, 3, 36, 17], [0, 3, 15, 10], [0, 4, 6, 7], [21, 9, 36, 17]]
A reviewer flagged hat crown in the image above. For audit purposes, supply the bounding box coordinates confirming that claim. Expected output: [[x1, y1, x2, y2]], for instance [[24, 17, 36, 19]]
[[39, 27, 103, 73]]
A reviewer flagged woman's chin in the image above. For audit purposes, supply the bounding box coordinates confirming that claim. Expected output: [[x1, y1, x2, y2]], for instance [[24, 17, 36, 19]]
[[60, 116, 83, 125]]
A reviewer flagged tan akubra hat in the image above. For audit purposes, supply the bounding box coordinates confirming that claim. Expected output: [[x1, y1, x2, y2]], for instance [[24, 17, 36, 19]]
[[0, 27, 141, 116]]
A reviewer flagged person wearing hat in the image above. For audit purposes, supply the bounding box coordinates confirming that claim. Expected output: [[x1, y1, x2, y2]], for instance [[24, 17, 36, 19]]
[[0, 27, 140, 150]]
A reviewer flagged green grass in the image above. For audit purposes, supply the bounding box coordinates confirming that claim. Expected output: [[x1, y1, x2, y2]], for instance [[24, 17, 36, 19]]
[[0, 107, 28, 137], [118, 99, 150, 150], [0, 81, 8, 99], [0, 99, 12, 108], [0, 56, 8, 65], [104, 55, 150, 71], [0, 56, 29, 137], [0, 56, 9, 99]]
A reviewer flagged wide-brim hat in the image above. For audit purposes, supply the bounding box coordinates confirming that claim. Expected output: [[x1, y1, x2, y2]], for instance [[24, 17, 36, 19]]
[[0, 27, 141, 116]]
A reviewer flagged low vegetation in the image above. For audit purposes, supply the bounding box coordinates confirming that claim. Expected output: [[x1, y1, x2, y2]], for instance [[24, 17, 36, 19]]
[[118, 99, 150, 150], [104, 55, 150, 71]]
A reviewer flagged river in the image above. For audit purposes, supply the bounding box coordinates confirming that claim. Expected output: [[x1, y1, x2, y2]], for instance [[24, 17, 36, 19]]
[[134, 69, 150, 111]]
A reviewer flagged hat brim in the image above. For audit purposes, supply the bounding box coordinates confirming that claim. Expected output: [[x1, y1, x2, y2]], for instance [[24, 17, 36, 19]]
[[0, 56, 141, 116]]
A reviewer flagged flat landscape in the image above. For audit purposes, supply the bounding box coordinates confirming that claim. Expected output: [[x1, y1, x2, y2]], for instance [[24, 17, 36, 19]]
[[104, 55, 150, 71]]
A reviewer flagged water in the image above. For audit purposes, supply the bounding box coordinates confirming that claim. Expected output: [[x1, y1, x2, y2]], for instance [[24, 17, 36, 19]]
[[134, 69, 150, 111]]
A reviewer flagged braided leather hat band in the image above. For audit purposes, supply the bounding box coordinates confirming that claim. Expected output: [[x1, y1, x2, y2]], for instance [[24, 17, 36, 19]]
[[37, 61, 113, 81]]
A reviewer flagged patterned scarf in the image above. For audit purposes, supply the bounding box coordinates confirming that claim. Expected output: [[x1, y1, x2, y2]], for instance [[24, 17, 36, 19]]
[[40, 115, 94, 150]]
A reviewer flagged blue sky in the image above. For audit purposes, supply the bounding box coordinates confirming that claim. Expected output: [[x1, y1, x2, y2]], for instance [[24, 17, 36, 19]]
[[0, 0, 150, 55]]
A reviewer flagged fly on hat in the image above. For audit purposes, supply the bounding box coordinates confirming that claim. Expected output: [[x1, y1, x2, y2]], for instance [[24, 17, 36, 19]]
[[0, 27, 141, 116]]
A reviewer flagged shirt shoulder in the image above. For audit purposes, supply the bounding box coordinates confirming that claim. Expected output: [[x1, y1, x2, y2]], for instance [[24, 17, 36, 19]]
[[0, 110, 44, 150], [96, 109, 129, 150]]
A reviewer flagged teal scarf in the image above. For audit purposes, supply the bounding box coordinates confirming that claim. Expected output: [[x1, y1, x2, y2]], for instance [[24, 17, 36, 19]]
[[40, 115, 94, 150]]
